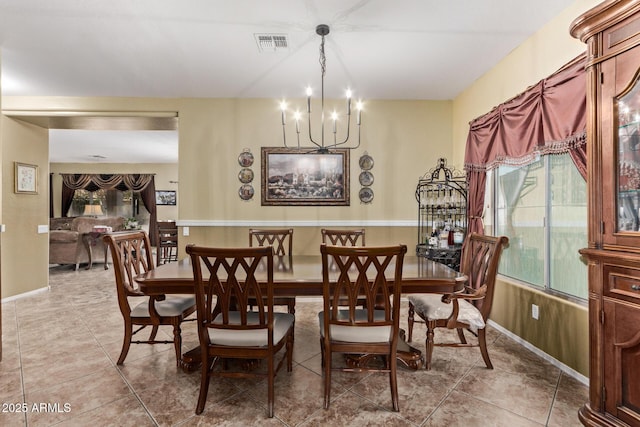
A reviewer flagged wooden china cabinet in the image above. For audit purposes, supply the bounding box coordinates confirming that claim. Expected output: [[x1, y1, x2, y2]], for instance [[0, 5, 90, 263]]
[[571, 1, 640, 425]]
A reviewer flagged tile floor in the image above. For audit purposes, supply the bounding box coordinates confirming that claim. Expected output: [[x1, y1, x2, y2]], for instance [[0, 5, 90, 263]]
[[0, 264, 588, 426]]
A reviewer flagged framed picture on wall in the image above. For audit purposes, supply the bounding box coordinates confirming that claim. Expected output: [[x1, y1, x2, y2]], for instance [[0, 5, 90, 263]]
[[261, 147, 350, 206], [155, 190, 177, 205], [14, 162, 38, 194]]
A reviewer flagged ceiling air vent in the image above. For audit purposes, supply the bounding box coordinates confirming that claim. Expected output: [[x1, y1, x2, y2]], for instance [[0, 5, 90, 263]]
[[254, 33, 289, 52]]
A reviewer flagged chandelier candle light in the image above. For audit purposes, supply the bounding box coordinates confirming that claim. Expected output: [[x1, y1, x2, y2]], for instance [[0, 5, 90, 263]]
[[280, 24, 362, 153]]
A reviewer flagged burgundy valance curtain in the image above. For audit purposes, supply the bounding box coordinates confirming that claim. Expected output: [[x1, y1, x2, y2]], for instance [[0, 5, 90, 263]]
[[60, 173, 158, 246], [463, 54, 587, 235], [61, 173, 155, 192]]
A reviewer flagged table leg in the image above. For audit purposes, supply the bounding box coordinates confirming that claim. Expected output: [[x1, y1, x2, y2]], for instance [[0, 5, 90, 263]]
[[103, 244, 110, 270], [344, 329, 424, 370], [180, 347, 263, 373], [397, 329, 424, 370], [82, 234, 94, 270], [181, 347, 202, 372]]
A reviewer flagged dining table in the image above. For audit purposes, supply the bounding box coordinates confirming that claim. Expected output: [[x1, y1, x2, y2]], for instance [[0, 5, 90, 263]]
[[136, 254, 467, 371]]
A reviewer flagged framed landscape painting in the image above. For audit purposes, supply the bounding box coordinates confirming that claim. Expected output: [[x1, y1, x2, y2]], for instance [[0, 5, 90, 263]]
[[261, 147, 350, 206], [155, 190, 177, 206]]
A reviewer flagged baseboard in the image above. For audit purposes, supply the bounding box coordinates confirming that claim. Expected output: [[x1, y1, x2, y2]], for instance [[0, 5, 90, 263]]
[[487, 319, 589, 386], [1, 286, 49, 303]]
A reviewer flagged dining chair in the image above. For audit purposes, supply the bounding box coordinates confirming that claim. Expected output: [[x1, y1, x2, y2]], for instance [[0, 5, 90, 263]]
[[156, 220, 178, 266], [185, 245, 294, 418], [319, 243, 407, 411], [249, 228, 296, 314], [104, 230, 196, 366], [321, 228, 367, 308], [407, 233, 509, 370], [321, 228, 366, 246]]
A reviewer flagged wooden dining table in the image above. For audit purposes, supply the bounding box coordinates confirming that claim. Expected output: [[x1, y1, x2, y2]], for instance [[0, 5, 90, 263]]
[[136, 254, 467, 371]]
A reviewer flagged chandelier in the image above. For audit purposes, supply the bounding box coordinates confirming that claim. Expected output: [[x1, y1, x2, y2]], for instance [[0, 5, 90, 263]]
[[280, 24, 362, 153]]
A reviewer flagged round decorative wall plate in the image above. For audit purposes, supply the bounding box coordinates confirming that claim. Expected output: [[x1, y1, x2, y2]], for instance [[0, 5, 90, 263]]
[[238, 184, 254, 200], [359, 153, 374, 170], [238, 149, 254, 167], [238, 168, 254, 183], [359, 171, 374, 187], [359, 187, 374, 204]]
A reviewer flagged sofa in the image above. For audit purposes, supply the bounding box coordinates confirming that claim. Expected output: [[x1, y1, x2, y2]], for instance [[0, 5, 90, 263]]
[[49, 216, 126, 270]]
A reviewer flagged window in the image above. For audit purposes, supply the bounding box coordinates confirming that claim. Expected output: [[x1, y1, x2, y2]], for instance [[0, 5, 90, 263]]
[[70, 189, 150, 226], [490, 153, 587, 300]]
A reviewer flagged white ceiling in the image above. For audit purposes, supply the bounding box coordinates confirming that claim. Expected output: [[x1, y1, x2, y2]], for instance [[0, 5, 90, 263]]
[[48, 129, 178, 164], [0, 0, 577, 163]]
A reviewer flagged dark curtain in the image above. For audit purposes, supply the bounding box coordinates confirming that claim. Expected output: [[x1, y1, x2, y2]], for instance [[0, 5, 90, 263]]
[[466, 170, 487, 236], [138, 179, 158, 248], [61, 184, 75, 218], [463, 53, 587, 234], [49, 173, 54, 218], [59, 173, 159, 245]]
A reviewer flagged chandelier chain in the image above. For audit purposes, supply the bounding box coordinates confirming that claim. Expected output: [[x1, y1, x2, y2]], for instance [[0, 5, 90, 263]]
[[319, 35, 326, 78]]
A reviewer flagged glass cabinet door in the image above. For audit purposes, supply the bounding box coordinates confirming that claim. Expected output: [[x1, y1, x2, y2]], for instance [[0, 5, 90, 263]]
[[617, 75, 640, 233]]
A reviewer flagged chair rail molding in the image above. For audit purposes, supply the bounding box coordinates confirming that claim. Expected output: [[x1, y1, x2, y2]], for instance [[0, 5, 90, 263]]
[[176, 220, 415, 227]]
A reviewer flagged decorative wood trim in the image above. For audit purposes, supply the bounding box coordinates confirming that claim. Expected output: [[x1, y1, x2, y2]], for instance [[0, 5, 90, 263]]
[[570, 0, 640, 43]]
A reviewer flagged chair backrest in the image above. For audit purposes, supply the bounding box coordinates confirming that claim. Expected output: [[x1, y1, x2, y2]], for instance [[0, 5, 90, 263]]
[[186, 245, 274, 344], [321, 228, 366, 246], [156, 221, 178, 265], [459, 233, 509, 319], [104, 231, 155, 316], [320, 244, 407, 336], [157, 220, 177, 237], [249, 228, 293, 256]]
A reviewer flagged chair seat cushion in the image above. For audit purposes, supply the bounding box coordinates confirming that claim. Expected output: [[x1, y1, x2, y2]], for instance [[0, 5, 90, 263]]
[[209, 312, 294, 347], [130, 294, 196, 318], [408, 294, 485, 332], [318, 309, 391, 343]]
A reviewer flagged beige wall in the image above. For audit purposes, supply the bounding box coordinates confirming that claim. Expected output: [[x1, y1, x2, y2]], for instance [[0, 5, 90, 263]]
[[174, 98, 452, 254], [50, 162, 178, 220], [1, 116, 49, 297], [2, 96, 454, 285], [449, 0, 602, 377], [451, 0, 602, 165], [175, 98, 452, 223], [1, 51, 2, 358]]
